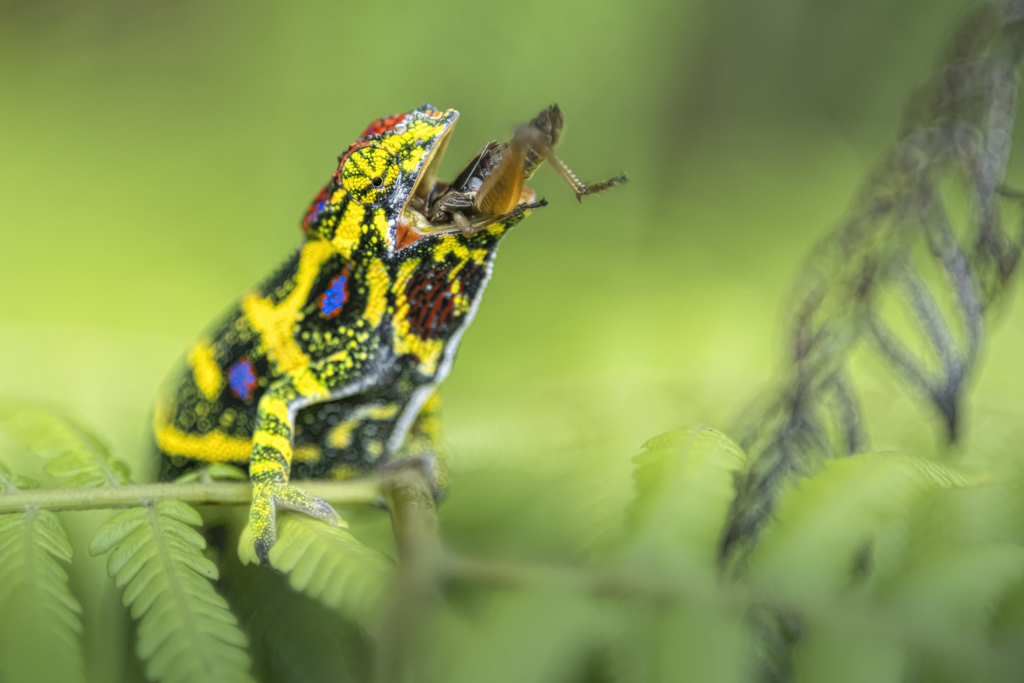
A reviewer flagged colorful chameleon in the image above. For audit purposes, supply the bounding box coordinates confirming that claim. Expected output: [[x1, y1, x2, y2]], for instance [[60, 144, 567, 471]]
[[153, 103, 626, 560]]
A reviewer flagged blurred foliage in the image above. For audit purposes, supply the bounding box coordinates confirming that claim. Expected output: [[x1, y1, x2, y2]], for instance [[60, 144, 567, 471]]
[[4, 0, 1024, 681], [724, 0, 1024, 562]]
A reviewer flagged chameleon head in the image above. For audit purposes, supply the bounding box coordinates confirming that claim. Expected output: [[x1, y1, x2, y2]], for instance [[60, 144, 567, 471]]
[[302, 103, 624, 254], [301, 103, 462, 251]]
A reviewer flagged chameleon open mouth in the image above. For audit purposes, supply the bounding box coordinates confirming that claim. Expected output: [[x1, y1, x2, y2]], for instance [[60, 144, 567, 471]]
[[398, 104, 625, 245], [398, 118, 537, 236], [399, 119, 459, 233]]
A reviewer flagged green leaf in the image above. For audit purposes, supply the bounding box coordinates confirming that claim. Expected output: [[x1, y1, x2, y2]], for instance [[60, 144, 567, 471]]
[[90, 502, 254, 683], [220, 543, 372, 683], [0, 508, 86, 683], [747, 453, 990, 600], [240, 513, 394, 627], [0, 409, 132, 487], [430, 589, 606, 683], [884, 543, 1024, 632], [793, 629, 904, 683], [610, 603, 754, 683], [0, 459, 38, 492], [624, 425, 746, 573]]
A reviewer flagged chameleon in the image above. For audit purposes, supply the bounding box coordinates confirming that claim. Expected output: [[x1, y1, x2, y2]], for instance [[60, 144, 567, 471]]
[[152, 103, 626, 561]]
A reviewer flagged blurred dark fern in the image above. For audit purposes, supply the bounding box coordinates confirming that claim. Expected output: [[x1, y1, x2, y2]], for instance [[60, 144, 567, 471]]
[[723, 0, 1024, 563]]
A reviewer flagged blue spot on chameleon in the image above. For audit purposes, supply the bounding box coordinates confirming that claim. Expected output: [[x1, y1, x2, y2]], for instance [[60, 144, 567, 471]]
[[227, 357, 257, 402], [320, 273, 349, 318]]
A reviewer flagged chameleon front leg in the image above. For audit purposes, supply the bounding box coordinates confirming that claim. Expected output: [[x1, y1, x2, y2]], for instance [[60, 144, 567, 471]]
[[249, 364, 344, 562]]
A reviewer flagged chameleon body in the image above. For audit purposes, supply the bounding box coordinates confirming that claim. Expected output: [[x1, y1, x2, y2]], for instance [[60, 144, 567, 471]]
[[153, 103, 622, 560]]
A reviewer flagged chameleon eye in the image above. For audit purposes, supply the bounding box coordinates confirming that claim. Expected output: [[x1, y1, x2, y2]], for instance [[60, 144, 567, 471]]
[[341, 145, 399, 204]]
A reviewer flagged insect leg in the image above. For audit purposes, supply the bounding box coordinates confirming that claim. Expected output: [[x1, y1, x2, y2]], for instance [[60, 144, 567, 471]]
[[536, 144, 628, 202], [457, 199, 549, 237]]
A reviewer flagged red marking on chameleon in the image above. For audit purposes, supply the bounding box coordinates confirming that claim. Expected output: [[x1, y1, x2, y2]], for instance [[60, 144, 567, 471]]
[[361, 113, 407, 139], [404, 262, 483, 339]]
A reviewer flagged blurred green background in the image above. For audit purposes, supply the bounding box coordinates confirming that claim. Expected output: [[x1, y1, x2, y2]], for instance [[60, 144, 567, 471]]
[[2, 0, 1023, 560]]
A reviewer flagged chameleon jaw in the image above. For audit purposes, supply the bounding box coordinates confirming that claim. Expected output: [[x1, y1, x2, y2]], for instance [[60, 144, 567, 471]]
[[395, 103, 626, 245], [398, 120, 459, 235], [397, 128, 538, 239]]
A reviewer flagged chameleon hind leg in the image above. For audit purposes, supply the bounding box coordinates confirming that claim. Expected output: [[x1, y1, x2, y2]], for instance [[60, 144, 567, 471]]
[[290, 387, 446, 480], [248, 360, 354, 562], [391, 391, 447, 491]]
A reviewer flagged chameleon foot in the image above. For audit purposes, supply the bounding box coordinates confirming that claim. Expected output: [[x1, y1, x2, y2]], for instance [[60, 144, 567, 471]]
[[250, 482, 338, 562]]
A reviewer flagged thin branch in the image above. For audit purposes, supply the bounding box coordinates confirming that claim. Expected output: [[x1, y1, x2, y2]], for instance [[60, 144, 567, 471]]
[[0, 479, 383, 514], [381, 463, 442, 564], [376, 461, 442, 683]]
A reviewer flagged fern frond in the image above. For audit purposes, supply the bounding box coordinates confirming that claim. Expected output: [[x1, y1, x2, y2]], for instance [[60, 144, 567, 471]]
[[886, 543, 1024, 632], [0, 459, 85, 682], [90, 501, 254, 683], [221, 545, 373, 683], [0, 408, 131, 487], [611, 603, 754, 683], [0, 457, 39, 492], [239, 513, 394, 626], [428, 589, 605, 683], [793, 629, 904, 683], [747, 453, 990, 599], [624, 425, 746, 574]]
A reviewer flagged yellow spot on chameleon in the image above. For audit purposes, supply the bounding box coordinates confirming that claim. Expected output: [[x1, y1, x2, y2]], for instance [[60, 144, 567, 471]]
[[432, 234, 489, 266], [328, 422, 356, 449], [249, 460, 284, 478], [242, 240, 333, 375], [369, 404, 399, 419], [253, 431, 291, 455], [330, 464, 356, 481], [155, 425, 252, 463], [363, 257, 389, 326], [327, 403, 400, 449], [331, 201, 368, 258], [373, 208, 389, 246], [293, 444, 321, 463], [188, 341, 224, 400]]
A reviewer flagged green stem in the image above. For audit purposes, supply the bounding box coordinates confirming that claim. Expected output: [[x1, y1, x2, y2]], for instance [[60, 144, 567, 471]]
[[0, 479, 383, 514], [376, 462, 442, 683], [381, 464, 441, 564]]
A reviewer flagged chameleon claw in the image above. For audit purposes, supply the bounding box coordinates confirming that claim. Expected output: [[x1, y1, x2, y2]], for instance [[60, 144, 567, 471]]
[[250, 482, 339, 563], [254, 535, 273, 564]]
